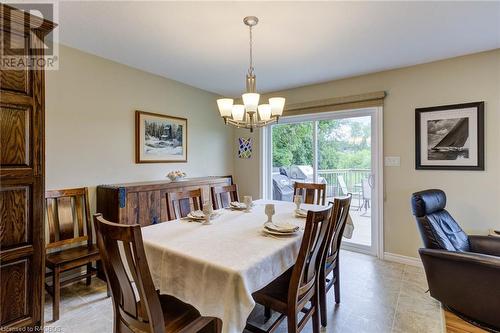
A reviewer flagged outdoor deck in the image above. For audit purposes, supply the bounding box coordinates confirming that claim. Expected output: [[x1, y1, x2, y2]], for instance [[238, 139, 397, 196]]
[[346, 204, 371, 246]]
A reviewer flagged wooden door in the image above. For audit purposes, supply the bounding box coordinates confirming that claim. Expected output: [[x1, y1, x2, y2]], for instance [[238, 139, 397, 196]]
[[0, 5, 55, 330]]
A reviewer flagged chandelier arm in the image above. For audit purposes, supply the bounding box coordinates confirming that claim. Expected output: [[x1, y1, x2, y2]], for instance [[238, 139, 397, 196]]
[[225, 117, 277, 129]]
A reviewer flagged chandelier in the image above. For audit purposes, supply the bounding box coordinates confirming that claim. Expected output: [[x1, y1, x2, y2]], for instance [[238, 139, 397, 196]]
[[216, 16, 285, 132]]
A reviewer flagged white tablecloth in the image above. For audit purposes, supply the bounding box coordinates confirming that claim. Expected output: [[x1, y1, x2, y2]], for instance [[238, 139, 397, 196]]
[[141, 200, 322, 333]]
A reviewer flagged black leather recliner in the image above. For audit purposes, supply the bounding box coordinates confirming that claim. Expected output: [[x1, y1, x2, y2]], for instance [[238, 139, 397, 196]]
[[411, 189, 500, 331]]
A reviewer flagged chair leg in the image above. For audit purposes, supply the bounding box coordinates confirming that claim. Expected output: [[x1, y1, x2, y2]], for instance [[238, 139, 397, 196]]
[[312, 293, 321, 333], [86, 263, 92, 286], [319, 270, 327, 327], [53, 267, 61, 321], [333, 264, 341, 304], [287, 313, 297, 333], [264, 306, 272, 321]]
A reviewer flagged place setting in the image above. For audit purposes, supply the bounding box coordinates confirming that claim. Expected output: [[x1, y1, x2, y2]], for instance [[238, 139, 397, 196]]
[[226, 195, 254, 212], [181, 202, 223, 225], [261, 203, 301, 238], [293, 195, 308, 218]]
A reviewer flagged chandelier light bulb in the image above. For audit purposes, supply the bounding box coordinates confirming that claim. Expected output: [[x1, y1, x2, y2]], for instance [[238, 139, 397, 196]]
[[269, 97, 286, 116], [232, 104, 245, 121], [242, 93, 260, 113], [258, 104, 271, 121], [217, 98, 234, 117]]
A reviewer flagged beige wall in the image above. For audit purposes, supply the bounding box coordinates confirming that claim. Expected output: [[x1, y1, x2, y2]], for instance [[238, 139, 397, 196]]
[[234, 49, 500, 258], [46, 45, 234, 212]]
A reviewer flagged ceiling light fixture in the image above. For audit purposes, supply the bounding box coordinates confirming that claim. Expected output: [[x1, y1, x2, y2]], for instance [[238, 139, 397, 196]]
[[216, 16, 285, 132]]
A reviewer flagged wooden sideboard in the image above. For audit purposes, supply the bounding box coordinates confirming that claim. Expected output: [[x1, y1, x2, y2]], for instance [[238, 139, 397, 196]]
[[96, 176, 233, 226]]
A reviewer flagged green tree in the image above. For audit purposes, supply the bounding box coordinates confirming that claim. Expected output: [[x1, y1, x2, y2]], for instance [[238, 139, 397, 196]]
[[272, 117, 371, 170]]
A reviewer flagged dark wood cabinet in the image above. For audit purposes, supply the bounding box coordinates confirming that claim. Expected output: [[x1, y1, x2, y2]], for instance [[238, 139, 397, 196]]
[[0, 5, 55, 331], [96, 176, 233, 226]]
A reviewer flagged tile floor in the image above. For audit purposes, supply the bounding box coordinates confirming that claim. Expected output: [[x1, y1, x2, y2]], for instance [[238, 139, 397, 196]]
[[44, 251, 443, 333]]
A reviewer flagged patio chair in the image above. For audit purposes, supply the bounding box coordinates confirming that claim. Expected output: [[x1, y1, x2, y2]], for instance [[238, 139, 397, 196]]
[[337, 175, 362, 209], [360, 176, 373, 216]]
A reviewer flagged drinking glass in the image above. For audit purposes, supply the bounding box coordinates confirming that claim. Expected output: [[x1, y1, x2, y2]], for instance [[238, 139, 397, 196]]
[[265, 204, 275, 223], [293, 195, 302, 211], [202, 202, 213, 224], [244, 195, 253, 212]]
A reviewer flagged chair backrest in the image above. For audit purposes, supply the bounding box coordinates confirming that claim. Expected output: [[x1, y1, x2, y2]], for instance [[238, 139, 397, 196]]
[[337, 175, 349, 195], [293, 182, 326, 205], [166, 188, 204, 220], [45, 187, 92, 249], [324, 195, 352, 268], [289, 205, 332, 305], [211, 184, 239, 210], [94, 214, 165, 333], [411, 189, 470, 252], [361, 178, 371, 200]]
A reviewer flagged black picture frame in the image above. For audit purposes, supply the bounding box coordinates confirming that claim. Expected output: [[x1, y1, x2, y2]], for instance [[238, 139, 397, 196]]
[[415, 102, 484, 170]]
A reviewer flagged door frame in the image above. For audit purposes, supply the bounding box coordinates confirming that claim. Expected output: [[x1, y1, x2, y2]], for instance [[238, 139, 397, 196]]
[[260, 106, 384, 258]]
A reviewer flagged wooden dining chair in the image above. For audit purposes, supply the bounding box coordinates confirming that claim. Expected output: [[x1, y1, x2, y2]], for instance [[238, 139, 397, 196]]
[[246, 206, 333, 333], [211, 184, 239, 209], [318, 195, 352, 327], [166, 188, 204, 220], [93, 214, 222, 333], [45, 187, 108, 321], [293, 182, 327, 205]]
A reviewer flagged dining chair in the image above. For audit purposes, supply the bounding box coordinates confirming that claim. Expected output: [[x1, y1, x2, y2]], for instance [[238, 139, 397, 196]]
[[45, 187, 108, 321], [166, 188, 204, 220], [318, 195, 352, 327], [246, 205, 333, 333], [93, 214, 222, 333], [293, 182, 326, 205], [211, 184, 239, 209]]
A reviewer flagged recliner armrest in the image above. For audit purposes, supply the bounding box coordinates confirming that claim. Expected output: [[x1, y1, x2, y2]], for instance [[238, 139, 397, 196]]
[[419, 247, 500, 269], [469, 235, 500, 257], [418, 248, 500, 330]]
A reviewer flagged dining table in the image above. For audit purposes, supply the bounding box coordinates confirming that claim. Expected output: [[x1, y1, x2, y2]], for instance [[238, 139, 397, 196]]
[[141, 199, 324, 333]]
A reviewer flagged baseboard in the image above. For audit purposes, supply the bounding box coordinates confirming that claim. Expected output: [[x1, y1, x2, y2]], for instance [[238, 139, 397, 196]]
[[383, 252, 422, 267]]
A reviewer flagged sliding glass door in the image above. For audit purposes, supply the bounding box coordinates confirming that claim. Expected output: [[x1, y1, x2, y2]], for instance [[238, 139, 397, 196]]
[[265, 108, 381, 255]]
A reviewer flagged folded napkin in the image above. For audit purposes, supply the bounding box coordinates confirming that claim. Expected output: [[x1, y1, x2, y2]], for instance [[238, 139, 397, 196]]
[[189, 210, 205, 218], [264, 222, 299, 233], [230, 201, 246, 209], [294, 209, 307, 218]]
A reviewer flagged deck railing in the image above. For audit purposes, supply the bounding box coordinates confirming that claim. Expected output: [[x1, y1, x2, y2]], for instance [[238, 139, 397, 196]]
[[318, 169, 371, 197]]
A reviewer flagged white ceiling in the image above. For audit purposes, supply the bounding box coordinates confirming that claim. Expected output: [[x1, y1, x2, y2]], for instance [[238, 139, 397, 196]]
[[54, 1, 500, 96]]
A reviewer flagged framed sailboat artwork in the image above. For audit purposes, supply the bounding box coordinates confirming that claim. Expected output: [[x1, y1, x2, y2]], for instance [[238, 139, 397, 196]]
[[415, 102, 484, 170]]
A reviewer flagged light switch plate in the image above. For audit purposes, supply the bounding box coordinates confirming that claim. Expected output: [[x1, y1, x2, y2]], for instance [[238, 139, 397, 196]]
[[384, 156, 400, 167]]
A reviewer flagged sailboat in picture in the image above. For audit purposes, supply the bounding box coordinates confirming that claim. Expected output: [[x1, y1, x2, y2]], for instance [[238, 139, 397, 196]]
[[429, 118, 469, 160]]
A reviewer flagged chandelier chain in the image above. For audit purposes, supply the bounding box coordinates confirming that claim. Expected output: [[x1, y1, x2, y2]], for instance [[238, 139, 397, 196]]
[[248, 25, 254, 75]]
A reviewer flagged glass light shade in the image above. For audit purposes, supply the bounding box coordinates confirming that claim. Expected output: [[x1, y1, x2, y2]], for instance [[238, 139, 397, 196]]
[[217, 98, 233, 117], [258, 104, 271, 121], [242, 93, 260, 112], [269, 97, 286, 116], [232, 104, 245, 121]]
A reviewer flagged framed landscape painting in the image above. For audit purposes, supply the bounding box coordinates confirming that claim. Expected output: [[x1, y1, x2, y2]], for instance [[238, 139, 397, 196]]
[[415, 102, 484, 170], [135, 110, 187, 163]]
